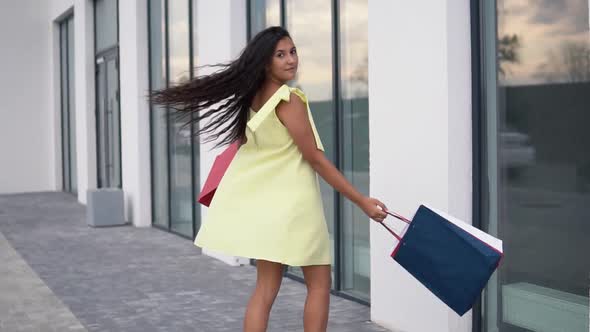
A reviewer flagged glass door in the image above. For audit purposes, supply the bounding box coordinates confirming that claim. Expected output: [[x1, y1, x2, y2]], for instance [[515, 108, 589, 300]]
[[167, 0, 193, 237], [148, 0, 200, 238], [96, 50, 121, 188]]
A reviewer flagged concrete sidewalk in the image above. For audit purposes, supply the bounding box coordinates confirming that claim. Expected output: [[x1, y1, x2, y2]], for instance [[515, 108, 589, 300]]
[[0, 192, 390, 332]]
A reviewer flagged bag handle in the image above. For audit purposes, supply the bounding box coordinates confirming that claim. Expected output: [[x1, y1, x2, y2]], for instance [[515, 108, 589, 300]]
[[378, 210, 411, 241]]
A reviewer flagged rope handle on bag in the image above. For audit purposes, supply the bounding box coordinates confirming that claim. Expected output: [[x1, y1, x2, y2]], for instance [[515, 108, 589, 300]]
[[377, 210, 411, 241]]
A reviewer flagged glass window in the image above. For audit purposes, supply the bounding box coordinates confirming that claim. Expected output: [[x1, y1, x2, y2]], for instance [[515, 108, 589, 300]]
[[250, 0, 281, 36], [96, 58, 107, 185], [148, 0, 200, 236], [191, 0, 201, 233], [60, 15, 78, 195], [168, 0, 191, 85], [60, 20, 71, 192], [192, 0, 199, 74], [248, 0, 370, 302], [168, 0, 193, 237], [339, 0, 369, 301], [95, 0, 118, 52], [285, 0, 336, 279], [480, 1, 590, 331], [95, 53, 121, 188], [107, 58, 121, 187], [95, 0, 121, 189], [149, 0, 169, 228]]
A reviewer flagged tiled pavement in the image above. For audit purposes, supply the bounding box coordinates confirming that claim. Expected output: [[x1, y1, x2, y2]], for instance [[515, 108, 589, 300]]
[[0, 231, 86, 332], [0, 192, 390, 332]]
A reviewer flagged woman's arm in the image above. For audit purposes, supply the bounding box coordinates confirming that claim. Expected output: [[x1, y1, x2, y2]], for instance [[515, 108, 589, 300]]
[[276, 93, 388, 223]]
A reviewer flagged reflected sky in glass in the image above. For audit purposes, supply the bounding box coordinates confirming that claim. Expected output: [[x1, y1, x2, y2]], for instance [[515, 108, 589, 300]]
[[340, 0, 368, 99], [168, 0, 190, 84], [339, 0, 369, 300], [286, 0, 333, 101], [483, 2, 590, 331], [250, 0, 281, 38], [498, 0, 590, 86], [266, 0, 281, 27]]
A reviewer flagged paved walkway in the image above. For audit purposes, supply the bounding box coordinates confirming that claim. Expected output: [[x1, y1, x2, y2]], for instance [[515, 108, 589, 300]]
[[0, 192, 390, 332], [0, 231, 87, 332]]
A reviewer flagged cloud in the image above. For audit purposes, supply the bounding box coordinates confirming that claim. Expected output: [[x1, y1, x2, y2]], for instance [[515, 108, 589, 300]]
[[526, 0, 589, 35]]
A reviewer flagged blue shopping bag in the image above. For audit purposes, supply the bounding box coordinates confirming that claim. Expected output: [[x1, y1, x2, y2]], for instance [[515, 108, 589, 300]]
[[380, 205, 503, 316]]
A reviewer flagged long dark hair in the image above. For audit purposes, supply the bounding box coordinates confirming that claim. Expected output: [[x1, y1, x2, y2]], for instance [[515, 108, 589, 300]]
[[149, 26, 291, 148]]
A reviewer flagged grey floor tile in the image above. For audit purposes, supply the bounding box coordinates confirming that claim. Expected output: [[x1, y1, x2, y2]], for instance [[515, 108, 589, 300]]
[[0, 192, 389, 332]]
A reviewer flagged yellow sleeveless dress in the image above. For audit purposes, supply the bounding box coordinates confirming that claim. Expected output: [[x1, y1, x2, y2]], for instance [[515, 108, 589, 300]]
[[194, 84, 332, 266]]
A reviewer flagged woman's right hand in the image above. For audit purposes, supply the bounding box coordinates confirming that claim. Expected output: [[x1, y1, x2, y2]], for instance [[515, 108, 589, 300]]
[[359, 196, 388, 223]]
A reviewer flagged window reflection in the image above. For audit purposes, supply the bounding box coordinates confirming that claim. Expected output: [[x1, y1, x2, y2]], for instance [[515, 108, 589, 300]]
[[339, 0, 369, 300], [498, 0, 590, 85], [249, 0, 370, 301], [95, 0, 118, 52], [149, 0, 169, 229], [169, 1, 191, 85], [484, 1, 590, 331], [168, 0, 193, 237], [250, 0, 281, 36], [285, 0, 336, 279], [60, 16, 77, 194]]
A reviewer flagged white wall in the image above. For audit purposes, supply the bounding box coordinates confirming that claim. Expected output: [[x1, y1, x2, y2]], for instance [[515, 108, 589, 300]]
[[368, 1, 473, 332], [0, 1, 54, 194], [50, 0, 74, 19], [72, 0, 97, 204], [196, 0, 249, 266], [0, 0, 86, 195], [119, 0, 151, 226], [0, 0, 96, 200]]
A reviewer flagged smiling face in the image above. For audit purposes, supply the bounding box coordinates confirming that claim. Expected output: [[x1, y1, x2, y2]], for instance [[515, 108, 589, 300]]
[[267, 37, 298, 83]]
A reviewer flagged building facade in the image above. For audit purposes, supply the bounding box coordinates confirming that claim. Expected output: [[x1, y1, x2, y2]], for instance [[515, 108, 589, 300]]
[[1, 0, 588, 331]]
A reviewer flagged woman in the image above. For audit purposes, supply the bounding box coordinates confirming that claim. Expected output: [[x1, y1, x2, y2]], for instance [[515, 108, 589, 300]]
[[150, 26, 388, 332]]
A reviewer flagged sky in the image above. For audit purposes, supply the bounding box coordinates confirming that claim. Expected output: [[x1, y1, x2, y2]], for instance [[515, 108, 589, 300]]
[[498, 0, 590, 86]]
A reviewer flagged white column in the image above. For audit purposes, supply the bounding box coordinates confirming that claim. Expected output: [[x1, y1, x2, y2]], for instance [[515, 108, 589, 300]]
[[368, 1, 472, 331], [446, 1, 474, 330], [118, 0, 151, 227], [197, 0, 249, 266], [74, 0, 97, 204]]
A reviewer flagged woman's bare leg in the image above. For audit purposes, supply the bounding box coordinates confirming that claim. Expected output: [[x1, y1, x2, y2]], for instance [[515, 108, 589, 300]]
[[243, 260, 284, 332], [302, 265, 331, 332]]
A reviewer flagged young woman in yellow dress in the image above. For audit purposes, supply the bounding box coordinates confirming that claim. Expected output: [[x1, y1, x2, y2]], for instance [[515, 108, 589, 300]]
[[151, 26, 388, 332]]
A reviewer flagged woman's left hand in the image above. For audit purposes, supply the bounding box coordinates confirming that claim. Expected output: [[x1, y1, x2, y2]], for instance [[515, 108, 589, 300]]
[[359, 197, 388, 223]]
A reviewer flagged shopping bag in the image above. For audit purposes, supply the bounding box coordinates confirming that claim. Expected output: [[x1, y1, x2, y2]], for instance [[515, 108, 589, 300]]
[[197, 141, 240, 207], [379, 205, 503, 316]]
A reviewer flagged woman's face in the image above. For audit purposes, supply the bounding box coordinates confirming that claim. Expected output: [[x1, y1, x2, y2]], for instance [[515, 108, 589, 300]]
[[268, 37, 298, 82]]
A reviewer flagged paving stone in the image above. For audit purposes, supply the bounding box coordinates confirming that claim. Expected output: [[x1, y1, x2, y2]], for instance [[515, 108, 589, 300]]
[[0, 230, 87, 332], [0, 192, 390, 332]]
